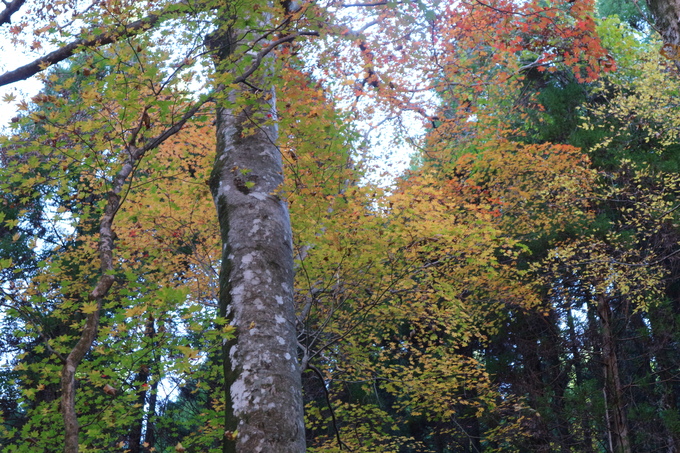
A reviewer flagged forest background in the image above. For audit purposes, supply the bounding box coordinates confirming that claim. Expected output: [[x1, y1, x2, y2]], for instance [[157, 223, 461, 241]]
[[1, 0, 680, 452]]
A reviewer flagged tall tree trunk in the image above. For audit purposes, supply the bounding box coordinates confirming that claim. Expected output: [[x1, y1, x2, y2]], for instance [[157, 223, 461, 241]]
[[208, 8, 306, 452], [597, 295, 631, 453]]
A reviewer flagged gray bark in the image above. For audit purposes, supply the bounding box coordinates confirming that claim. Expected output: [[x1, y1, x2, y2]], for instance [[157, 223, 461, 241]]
[[647, 0, 680, 59], [208, 17, 306, 453], [648, 0, 680, 42], [61, 156, 129, 453]]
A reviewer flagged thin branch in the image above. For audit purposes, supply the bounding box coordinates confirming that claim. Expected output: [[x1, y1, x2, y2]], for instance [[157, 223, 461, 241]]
[[0, 10, 174, 87], [231, 31, 319, 85], [307, 363, 348, 451], [337, 1, 391, 6], [139, 95, 215, 153], [472, 0, 543, 18]]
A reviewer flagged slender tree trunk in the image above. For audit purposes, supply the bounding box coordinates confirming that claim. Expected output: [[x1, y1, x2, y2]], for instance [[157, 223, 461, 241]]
[[597, 295, 631, 453], [128, 316, 155, 453], [61, 189, 118, 453], [647, 0, 680, 72], [144, 373, 160, 450], [58, 99, 209, 452], [566, 307, 595, 453], [208, 8, 306, 452], [144, 317, 161, 451]]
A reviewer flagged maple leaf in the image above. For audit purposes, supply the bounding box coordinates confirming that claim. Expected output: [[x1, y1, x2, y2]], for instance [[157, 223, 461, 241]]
[[81, 302, 99, 314]]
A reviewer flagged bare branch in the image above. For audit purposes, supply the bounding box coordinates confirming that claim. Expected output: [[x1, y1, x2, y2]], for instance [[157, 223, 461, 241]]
[[0, 0, 25, 26]]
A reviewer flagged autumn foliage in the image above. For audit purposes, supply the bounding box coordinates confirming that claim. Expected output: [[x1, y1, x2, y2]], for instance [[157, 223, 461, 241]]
[[3, 0, 680, 451]]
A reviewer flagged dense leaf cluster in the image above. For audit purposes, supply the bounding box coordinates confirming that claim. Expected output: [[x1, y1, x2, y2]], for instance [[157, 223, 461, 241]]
[[1, 0, 680, 452]]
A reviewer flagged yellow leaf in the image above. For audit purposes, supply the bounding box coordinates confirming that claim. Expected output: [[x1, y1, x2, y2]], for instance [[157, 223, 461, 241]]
[[177, 345, 199, 359], [125, 305, 146, 318], [81, 302, 99, 314]]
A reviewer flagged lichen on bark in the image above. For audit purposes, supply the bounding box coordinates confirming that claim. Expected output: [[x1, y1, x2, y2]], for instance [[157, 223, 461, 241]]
[[207, 6, 306, 451]]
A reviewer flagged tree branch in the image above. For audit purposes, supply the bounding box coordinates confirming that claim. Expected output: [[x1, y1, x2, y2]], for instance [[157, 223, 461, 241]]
[[308, 363, 347, 451], [231, 31, 319, 85], [59, 92, 218, 453], [0, 11, 165, 87], [0, 0, 25, 26], [337, 1, 399, 6]]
